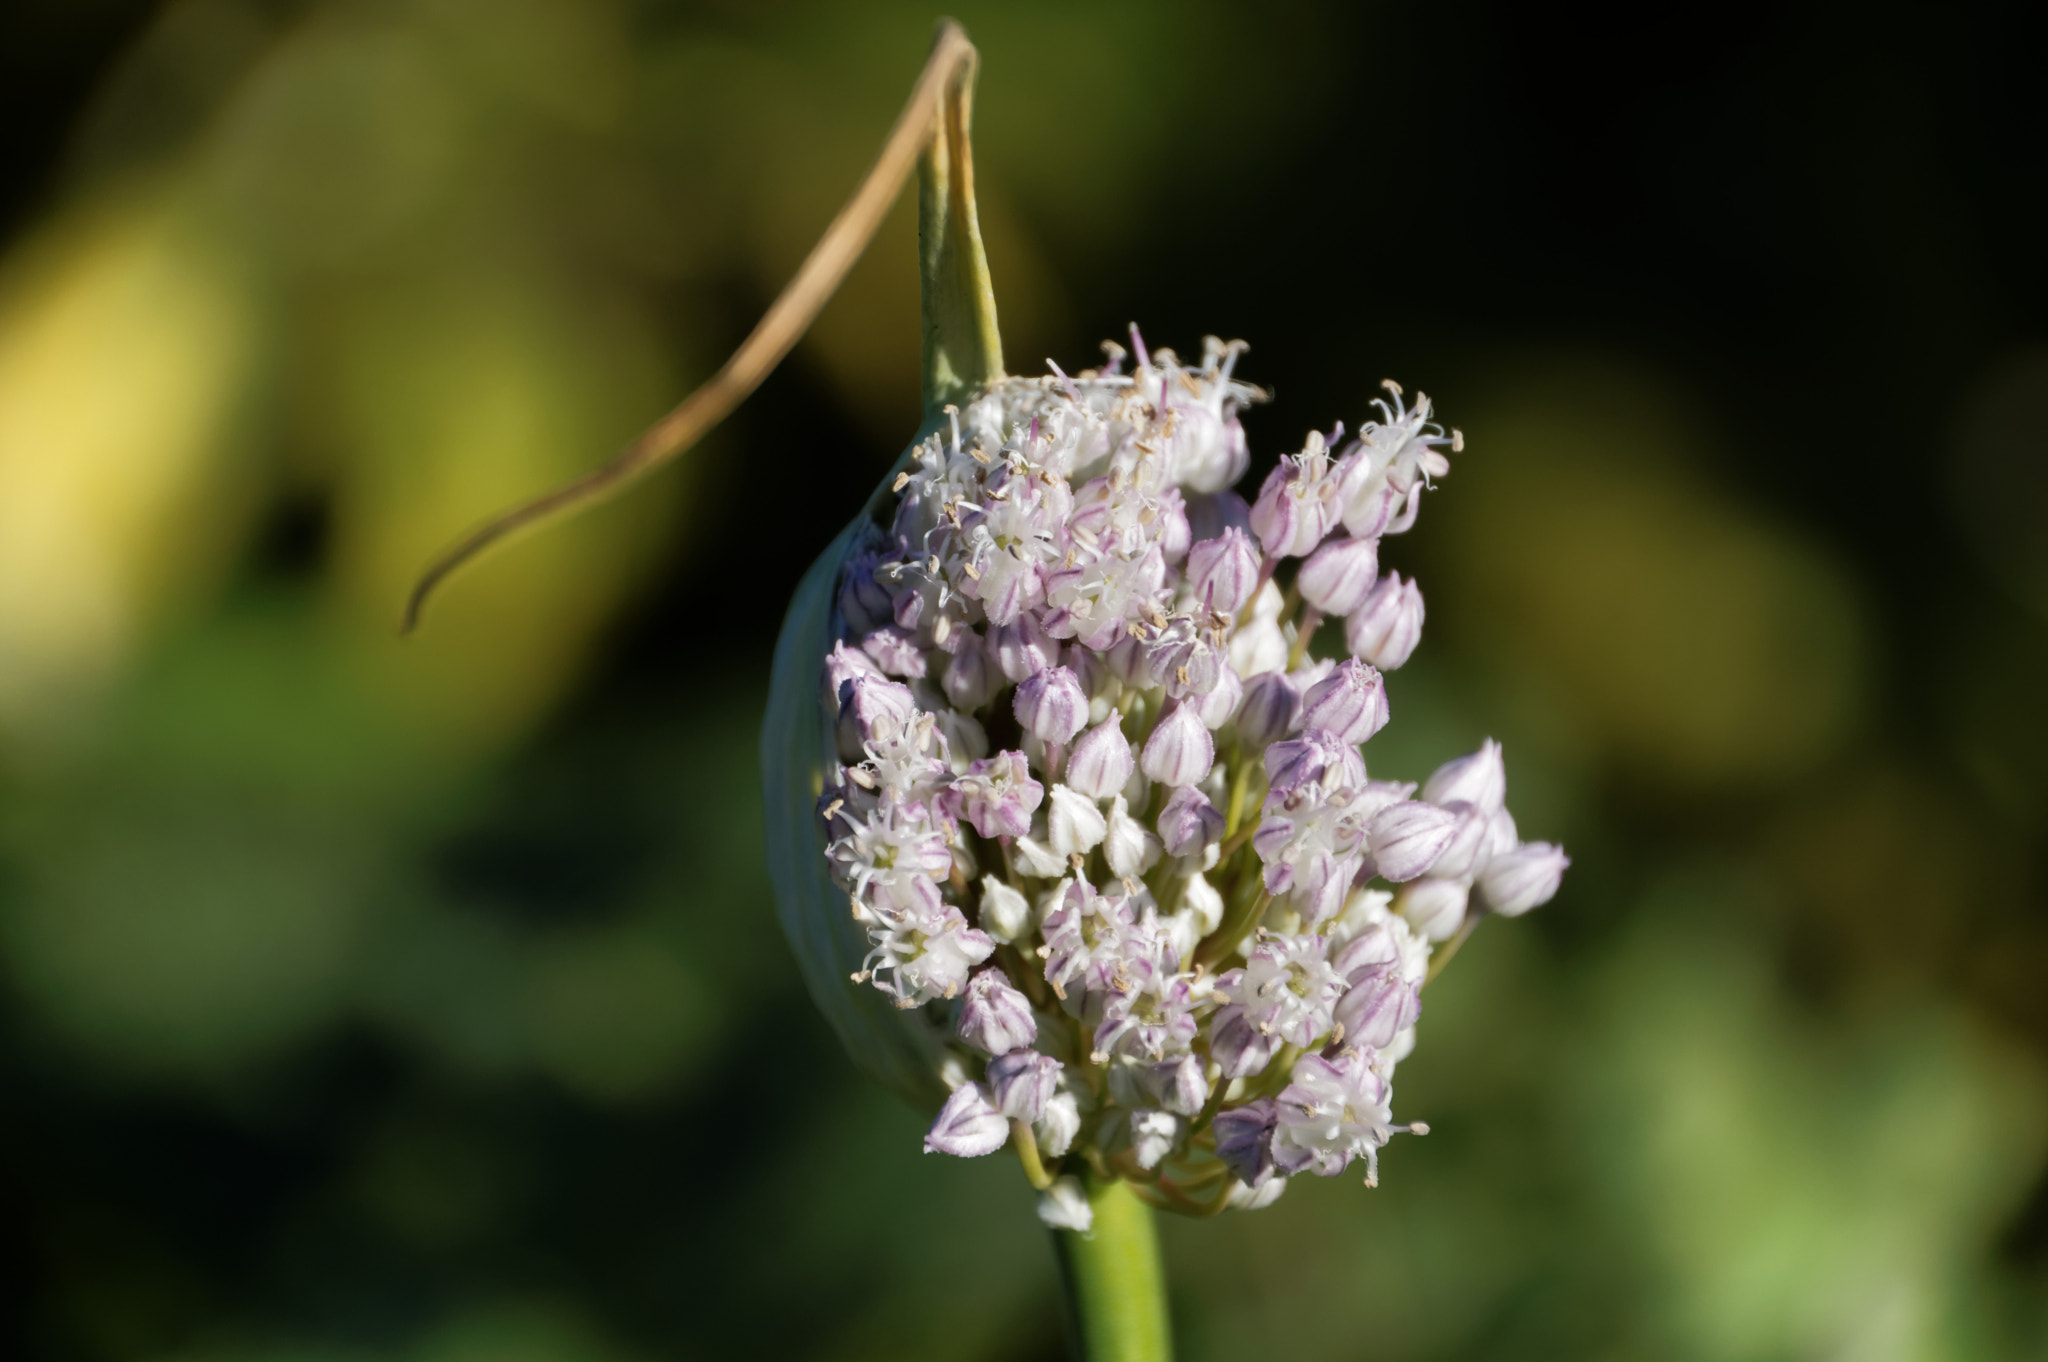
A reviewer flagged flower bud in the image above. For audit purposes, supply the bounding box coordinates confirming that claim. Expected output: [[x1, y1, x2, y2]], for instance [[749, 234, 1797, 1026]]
[[1103, 795, 1164, 878], [1155, 486, 1192, 563], [1477, 842, 1569, 916], [978, 876, 1031, 942], [1047, 784, 1108, 857], [1299, 659, 1389, 745], [957, 968, 1038, 1055], [1157, 785, 1225, 858], [1130, 1109, 1182, 1170], [1195, 663, 1243, 729], [991, 615, 1059, 682], [1037, 1175, 1092, 1232], [1185, 528, 1261, 615], [1297, 535, 1380, 615], [1067, 643, 1113, 699], [1234, 670, 1301, 749], [1425, 801, 1495, 881], [987, 1050, 1061, 1120], [1209, 1004, 1276, 1079], [1178, 870, 1225, 937], [1262, 728, 1368, 796], [941, 642, 997, 709], [1014, 665, 1088, 744], [823, 639, 883, 704], [1227, 1177, 1291, 1211], [1146, 1055, 1210, 1117], [1141, 699, 1215, 787], [1035, 1090, 1081, 1157], [1249, 435, 1340, 559], [837, 549, 896, 633], [1397, 876, 1470, 940], [1422, 738, 1507, 815], [1368, 800, 1460, 882], [861, 625, 926, 678], [1344, 572, 1425, 670], [1332, 963, 1421, 1050], [1065, 717, 1134, 799], [835, 674, 917, 762], [1213, 1097, 1278, 1187], [924, 1083, 1008, 1157]]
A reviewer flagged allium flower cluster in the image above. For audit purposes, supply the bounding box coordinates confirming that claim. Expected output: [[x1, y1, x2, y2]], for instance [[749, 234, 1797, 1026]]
[[815, 331, 1566, 1229]]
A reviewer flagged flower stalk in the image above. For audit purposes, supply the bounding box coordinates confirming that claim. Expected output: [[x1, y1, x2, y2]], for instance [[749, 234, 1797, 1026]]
[[1055, 1179, 1172, 1362]]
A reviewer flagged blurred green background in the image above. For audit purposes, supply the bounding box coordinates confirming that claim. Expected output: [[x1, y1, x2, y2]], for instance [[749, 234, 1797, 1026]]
[[1, 1, 2044, 1359]]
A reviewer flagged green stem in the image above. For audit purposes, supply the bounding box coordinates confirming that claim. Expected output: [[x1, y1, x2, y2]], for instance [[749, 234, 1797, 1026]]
[[1054, 1178, 1173, 1361]]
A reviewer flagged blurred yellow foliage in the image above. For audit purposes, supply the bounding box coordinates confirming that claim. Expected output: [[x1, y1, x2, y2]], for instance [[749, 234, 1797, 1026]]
[[0, 192, 261, 738]]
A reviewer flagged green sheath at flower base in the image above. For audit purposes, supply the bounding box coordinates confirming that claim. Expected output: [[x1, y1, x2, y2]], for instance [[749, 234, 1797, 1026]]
[[761, 34, 1004, 1104]]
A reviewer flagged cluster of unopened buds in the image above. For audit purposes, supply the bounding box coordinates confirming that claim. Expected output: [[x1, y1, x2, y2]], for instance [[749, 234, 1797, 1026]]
[[816, 329, 1567, 1230]]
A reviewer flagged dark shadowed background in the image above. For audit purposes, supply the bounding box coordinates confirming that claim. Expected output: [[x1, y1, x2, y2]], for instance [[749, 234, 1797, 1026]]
[[2, 2, 2045, 1359]]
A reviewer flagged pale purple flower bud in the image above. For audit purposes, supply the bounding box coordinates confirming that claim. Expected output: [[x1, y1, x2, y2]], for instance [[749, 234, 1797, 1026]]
[[1102, 633, 1144, 682], [1344, 572, 1425, 670], [835, 674, 916, 762], [1234, 670, 1301, 749], [1047, 784, 1108, 857], [1397, 874, 1469, 941], [1213, 1098, 1279, 1187], [1209, 1004, 1277, 1079], [1103, 796, 1163, 878], [1226, 1176, 1290, 1211], [1422, 739, 1507, 817], [1330, 928, 1424, 1049], [1249, 434, 1341, 559], [1229, 582, 1290, 677], [1011, 833, 1067, 879], [1185, 529, 1261, 615], [1035, 1090, 1081, 1157], [991, 615, 1059, 682], [957, 968, 1038, 1055], [1339, 474, 1405, 540], [861, 626, 926, 678], [1196, 664, 1243, 728], [1299, 659, 1390, 745], [1145, 1055, 1209, 1117], [1068, 643, 1113, 699], [837, 549, 895, 633], [1130, 1109, 1182, 1170], [1369, 800, 1461, 882], [1014, 665, 1088, 744], [978, 876, 1031, 943], [1262, 728, 1367, 796], [1477, 842, 1569, 916], [1175, 871, 1225, 940], [1297, 535, 1381, 615], [944, 751, 1044, 840], [1141, 700, 1214, 787], [1066, 717, 1134, 800], [987, 1049, 1061, 1121], [1426, 801, 1495, 881], [924, 1083, 1009, 1157], [823, 639, 882, 705], [1037, 1175, 1092, 1231], [1156, 486, 1192, 563], [941, 642, 997, 710], [1157, 784, 1225, 858], [1487, 805, 1519, 858]]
